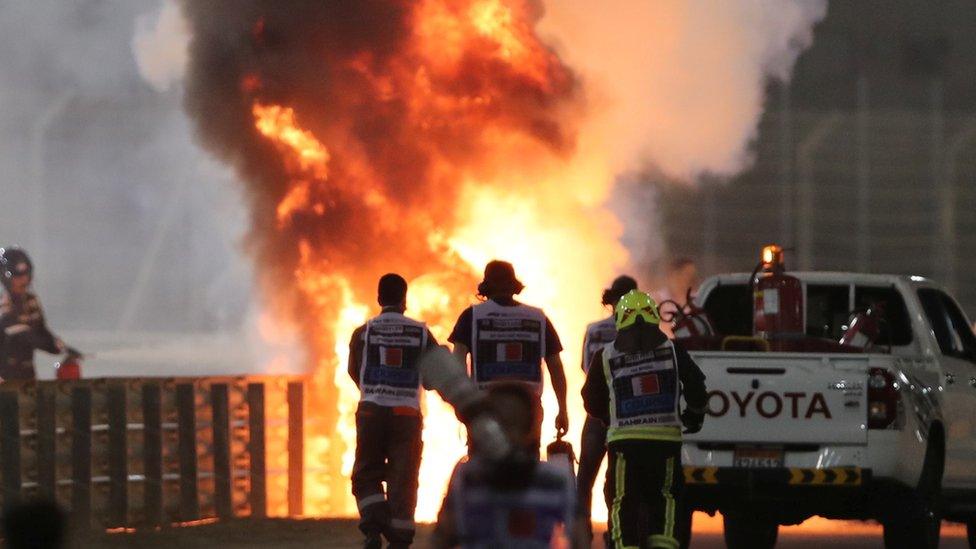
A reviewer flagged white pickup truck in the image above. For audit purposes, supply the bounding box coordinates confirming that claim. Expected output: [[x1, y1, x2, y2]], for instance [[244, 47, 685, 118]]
[[678, 272, 976, 549]]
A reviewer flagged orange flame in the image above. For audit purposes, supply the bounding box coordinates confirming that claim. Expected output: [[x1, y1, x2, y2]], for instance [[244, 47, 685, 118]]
[[246, 0, 626, 521], [253, 104, 330, 181]]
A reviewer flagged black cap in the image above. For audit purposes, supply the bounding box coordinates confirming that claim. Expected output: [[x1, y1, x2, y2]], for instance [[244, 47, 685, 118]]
[[477, 260, 524, 298], [377, 273, 407, 306], [602, 275, 638, 305]]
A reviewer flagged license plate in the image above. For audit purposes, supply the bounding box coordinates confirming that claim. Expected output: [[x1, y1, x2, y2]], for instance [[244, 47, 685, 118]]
[[733, 447, 784, 468]]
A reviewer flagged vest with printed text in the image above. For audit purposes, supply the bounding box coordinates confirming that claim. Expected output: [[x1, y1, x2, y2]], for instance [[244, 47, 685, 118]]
[[582, 316, 616, 373], [451, 458, 574, 549], [359, 312, 428, 409], [471, 301, 546, 393], [602, 339, 682, 443]]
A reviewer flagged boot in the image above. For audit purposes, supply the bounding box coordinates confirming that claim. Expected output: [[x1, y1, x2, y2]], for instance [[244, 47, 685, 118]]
[[363, 534, 382, 549]]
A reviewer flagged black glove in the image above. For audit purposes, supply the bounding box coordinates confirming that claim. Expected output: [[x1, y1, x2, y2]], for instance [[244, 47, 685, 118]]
[[681, 409, 704, 434]]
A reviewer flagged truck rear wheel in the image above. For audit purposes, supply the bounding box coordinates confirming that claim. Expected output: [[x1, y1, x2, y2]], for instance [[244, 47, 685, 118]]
[[882, 439, 943, 549], [722, 511, 778, 549]]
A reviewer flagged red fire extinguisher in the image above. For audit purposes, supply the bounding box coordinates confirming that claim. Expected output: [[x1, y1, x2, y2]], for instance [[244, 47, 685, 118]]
[[55, 349, 84, 380], [546, 433, 577, 483], [752, 245, 804, 339], [840, 303, 885, 350]]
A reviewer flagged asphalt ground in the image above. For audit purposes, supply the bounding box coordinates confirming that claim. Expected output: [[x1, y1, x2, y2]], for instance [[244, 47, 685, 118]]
[[82, 516, 970, 548]]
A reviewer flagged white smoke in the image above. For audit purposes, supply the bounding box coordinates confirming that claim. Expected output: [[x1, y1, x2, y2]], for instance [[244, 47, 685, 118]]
[[0, 0, 262, 379], [132, 0, 190, 92], [540, 0, 828, 177]]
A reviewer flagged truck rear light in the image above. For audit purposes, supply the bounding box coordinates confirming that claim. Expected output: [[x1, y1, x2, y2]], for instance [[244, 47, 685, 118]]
[[868, 401, 888, 421], [867, 367, 899, 429]]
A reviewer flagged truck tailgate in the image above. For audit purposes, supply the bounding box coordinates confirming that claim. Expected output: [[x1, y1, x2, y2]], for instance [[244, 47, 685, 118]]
[[688, 352, 870, 445]]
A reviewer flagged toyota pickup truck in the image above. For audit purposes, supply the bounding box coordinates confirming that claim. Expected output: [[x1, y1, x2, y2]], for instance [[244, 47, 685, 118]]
[[677, 271, 976, 549]]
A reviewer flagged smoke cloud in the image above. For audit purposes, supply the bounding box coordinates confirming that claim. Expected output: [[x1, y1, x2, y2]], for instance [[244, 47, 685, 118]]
[[133, 0, 190, 92], [0, 1, 252, 351], [177, 0, 585, 327], [540, 1, 828, 177], [163, 0, 828, 517], [177, 0, 593, 515]]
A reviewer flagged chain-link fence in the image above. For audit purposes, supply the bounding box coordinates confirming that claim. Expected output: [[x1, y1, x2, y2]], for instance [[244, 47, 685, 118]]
[[656, 105, 976, 318]]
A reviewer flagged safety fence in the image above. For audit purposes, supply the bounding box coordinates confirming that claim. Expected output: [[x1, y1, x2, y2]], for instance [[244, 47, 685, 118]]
[[0, 376, 305, 529], [656, 108, 976, 317]]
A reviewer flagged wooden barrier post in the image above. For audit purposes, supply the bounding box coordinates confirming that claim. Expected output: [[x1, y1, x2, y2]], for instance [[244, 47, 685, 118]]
[[247, 383, 266, 518], [107, 383, 128, 526], [71, 386, 92, 527], [210, 383, 232, 519], [0, 390, 21, 509], [287, 381, 304, 516], [0, 376, 299, 528], [176, 383, 199, 521], [36, 384, 56, 500], [142, 383, 163, 527]]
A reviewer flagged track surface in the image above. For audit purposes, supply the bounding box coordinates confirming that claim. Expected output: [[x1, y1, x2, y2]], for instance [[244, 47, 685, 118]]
[[84, 518, 969, 548]]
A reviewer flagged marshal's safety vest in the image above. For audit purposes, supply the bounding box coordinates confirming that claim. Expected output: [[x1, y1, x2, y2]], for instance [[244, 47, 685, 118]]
[[582, 316, 616, 373], [602, 340, 682, 443], [471, 301, 546, 393], [359, 312, 428, 409], [450, 458, 575, 549]]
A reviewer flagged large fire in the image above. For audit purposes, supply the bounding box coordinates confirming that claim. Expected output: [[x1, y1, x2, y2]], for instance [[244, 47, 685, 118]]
[[165, 0, 926, 538], [184, 0, 861, 536]]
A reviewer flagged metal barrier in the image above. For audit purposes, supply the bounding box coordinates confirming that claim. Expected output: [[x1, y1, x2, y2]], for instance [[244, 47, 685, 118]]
[[0, 376, 305, 528]]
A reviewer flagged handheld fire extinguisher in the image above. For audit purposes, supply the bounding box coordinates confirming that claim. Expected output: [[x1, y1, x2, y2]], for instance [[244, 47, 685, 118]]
[[546, 432, 577, 483], [751, 245, 804, 339], [840, 303, 886, 350], [55, 348, 84, 380]]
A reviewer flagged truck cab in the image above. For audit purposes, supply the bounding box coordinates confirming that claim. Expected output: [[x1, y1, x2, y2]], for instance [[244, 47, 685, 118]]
[[679, 270, 976, 549]]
